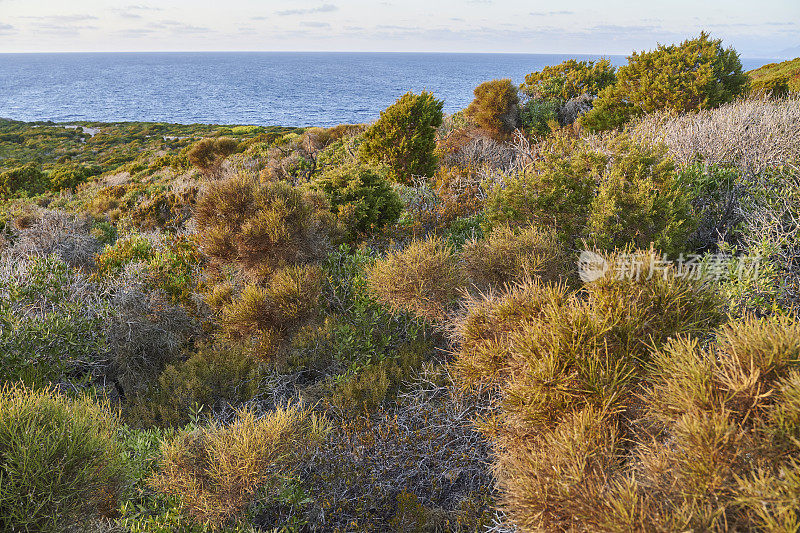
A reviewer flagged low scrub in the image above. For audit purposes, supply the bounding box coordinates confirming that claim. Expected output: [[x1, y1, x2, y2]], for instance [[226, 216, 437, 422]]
[[0, 385, 124, 532], [149, 404, 328, 528]]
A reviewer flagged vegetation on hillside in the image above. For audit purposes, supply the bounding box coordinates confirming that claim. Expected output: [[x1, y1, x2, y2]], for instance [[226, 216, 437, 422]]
[[1, 33, 800, 532]]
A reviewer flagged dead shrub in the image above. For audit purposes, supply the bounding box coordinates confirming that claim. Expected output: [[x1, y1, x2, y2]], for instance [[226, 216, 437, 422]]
[[461, 224, 573, 289]]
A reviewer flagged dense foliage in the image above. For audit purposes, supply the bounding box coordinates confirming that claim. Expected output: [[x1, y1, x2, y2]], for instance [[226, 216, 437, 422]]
[[359, 91, 444, 184], [0, 33, 799, 532], [583, 32, 748, 131]]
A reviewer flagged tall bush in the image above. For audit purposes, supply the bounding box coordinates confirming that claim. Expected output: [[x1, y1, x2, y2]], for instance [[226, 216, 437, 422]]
[[359, 91, 444, 184], [465, 79, 520, 139]]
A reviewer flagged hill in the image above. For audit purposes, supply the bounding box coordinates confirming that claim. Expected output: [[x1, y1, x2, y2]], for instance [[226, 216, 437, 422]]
[[748, 56, 800, 92]]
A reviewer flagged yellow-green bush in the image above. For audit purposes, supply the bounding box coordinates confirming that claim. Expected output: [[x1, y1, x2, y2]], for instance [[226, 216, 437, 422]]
[[127, 342, 264, 427], [367, 236, 465, 323], [0, 385, 124, 532], [221, 264, 323, 360], [149, 404, 328, 528], [450, 250, 724, 531], [461, 224, 573, 289]]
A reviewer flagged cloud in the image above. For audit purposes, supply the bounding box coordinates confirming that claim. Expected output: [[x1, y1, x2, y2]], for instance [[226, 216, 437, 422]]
[[0, 23, 15, 34], [530, 10, 574, 16], [22, 14, 98, 22], [301, 21, 331, 28], [276, 4, 338, 16]]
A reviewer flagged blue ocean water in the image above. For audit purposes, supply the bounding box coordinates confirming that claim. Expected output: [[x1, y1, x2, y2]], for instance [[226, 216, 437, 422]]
[[0, 52, 777, 127]]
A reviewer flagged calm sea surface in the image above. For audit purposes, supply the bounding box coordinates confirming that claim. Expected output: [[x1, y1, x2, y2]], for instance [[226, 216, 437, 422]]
[[0, 52, 777, 127]]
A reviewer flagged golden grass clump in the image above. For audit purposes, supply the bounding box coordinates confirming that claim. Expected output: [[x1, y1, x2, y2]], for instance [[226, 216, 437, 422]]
[[193, 176, 330, 277], [461, 224, 573, 289], [149, 403, 329, 528], [367, 236, 465, 323]]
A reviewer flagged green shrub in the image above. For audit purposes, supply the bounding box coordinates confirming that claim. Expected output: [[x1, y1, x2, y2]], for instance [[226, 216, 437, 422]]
[[0, 385, 124, 532], [465, 79, 520, 139], [750, 74, 791, 98], [520, 58, 616, 101], [128, 342, 263, 427], [48, 163, 98, 191], [0, 162, 48, 197], [519, 98, 559, 138], [586, 136, 694, 254], [0, 255, 107, 383], [95, 234, 202, 303], [582, 32, 748, 131], [359, 91, 444, 184], [310, 164, 403, 241], [483, 132, 602, 243], [327, 340, 429, 414]]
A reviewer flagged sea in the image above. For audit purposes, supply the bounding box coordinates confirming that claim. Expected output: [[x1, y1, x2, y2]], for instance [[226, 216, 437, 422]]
[[0, 52, 778, 128]]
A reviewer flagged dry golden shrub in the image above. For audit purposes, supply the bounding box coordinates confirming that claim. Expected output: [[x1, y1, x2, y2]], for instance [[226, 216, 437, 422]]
[[149, 404, 328, 528], [366, 236, 465, 323]]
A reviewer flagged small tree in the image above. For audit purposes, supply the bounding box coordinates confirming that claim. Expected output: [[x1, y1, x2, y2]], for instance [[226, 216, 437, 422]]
[[582, 32, 748, 131], [465, 79, 520, 139], [520, 59, 616, 101], [359, 91, 444, 184], [187, 137, 239, 178]]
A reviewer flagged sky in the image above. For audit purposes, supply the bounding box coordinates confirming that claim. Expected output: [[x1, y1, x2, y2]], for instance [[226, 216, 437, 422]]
[[0, 0, 798, 58]]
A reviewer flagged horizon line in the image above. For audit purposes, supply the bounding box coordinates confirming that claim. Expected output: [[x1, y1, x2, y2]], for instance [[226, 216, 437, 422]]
[[0, 49, 781, 60]]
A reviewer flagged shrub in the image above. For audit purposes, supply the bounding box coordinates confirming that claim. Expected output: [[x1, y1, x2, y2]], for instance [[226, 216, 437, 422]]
[[367, 237, 465, 323], [632, 96, 800, 176], [0, 162, 48, 197], [465, 79, 520, 139], [327, 340, 428, 414], [519, 98, 559, 138], [0, 254, 108, 383], [483, 132, 602, 243], [149, 404, 328, 527], [461, 224, 572, 289], [186, 137, 239, 178], [0, 385, 123, 532], [520, 58, 616, 101], [310, 164, 403, 241], [48, 163, 98, 191], [586, 136, 694, 255], [359, 91, 443, 184], [750, 74, 791, 98], [128, 342, 263, 427], [193, 176, 330, 277], [451, 250, 724, 530], [221, 264, 324, 360], [95, 234, 203, 304], [129, 187, 198, 231], [582, 32, 748, 131]]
